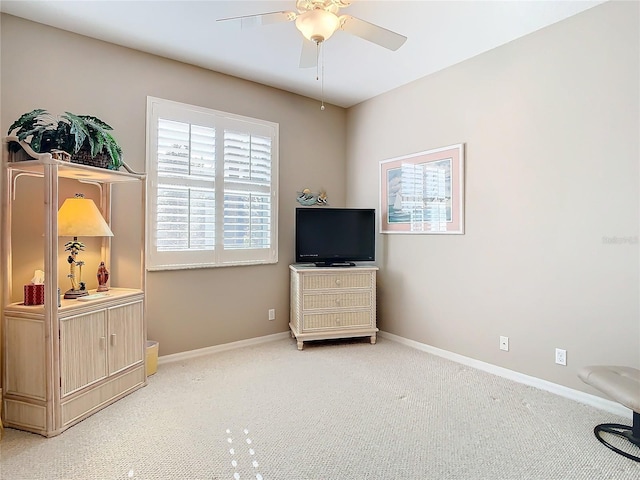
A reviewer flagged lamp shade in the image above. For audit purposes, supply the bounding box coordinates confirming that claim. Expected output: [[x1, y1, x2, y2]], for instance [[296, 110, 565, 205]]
[[58, 194, 114, 237], [295, 9, 340, 43]]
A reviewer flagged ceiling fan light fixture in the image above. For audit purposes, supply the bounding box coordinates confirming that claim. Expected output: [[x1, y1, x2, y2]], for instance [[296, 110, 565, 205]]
[[295, 9, 339, 43]]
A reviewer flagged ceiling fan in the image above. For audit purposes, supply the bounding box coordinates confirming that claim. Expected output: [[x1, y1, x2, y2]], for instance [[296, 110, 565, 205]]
[[218, 0, 407, 68]]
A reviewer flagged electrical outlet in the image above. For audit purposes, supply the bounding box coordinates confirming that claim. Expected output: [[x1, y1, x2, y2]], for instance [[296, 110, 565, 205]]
[[555, 348, 567, 366], [268, 309, 275, 321], [499, 336, 509, 351]]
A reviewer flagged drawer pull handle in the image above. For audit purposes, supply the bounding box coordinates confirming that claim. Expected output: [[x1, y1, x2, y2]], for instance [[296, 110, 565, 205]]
[[110, 333, 116, 346], [100, 336, 106, 349], [335, 279, 341, 285], [335, 299, 341, 305], [335, 318, 341, 325]]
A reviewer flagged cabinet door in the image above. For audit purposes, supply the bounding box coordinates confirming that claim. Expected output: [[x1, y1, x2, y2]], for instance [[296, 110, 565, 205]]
[[60, 311, 108, 396], [107, 301, 144, 375], [4, 316, 46, 400]]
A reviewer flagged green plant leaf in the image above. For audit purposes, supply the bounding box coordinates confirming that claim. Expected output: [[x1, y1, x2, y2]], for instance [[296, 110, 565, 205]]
[[62, 112, 90, 154], [79, 115, 113, 131], [7, 109, 49, 135], [31, 134, 42, 152], [16, 125, 44, 141], [88, 126, 104, 156], [104, 132, 123, 169]]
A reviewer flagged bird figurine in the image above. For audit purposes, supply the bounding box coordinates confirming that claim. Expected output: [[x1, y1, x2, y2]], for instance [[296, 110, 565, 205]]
[[296, 188, 318, 206], [316, 190, 328, 205], [297, 188, 329, 206]]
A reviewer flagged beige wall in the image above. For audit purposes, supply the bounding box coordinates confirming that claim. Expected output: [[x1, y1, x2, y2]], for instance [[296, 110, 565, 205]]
[[346, 0, 639, 395], [0, 15, 348, 358]]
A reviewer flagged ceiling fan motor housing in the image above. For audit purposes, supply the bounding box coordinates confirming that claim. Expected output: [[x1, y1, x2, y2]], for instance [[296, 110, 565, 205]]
[[295, 8, 340, 43]]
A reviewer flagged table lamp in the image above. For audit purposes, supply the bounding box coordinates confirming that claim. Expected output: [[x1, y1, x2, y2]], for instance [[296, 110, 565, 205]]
[[58, 193, 113, 299]]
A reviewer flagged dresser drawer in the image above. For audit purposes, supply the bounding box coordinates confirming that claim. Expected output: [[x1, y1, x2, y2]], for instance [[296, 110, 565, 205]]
[[302, 272, 372, 291], [303, 291, 371, 310], [302, 310, 372, 330]]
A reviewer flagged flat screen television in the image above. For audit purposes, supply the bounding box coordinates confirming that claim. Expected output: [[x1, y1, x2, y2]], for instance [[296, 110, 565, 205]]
[[295, 207, 375, 267]]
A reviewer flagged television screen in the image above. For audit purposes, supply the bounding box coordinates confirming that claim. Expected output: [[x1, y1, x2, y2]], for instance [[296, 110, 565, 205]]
[[295, 208, 375, 266]]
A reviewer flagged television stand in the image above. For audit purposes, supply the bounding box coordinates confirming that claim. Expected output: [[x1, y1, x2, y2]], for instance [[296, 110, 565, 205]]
[[314, 261, 355, 267], [289, 264, 378, 350]]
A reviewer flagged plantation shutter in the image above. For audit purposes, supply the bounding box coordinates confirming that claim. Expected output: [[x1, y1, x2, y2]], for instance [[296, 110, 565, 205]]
[[216, 116, 276, 265], [147, 97, 278, 270], [223, 130, 272, 249], [156, 119, 216, 252]]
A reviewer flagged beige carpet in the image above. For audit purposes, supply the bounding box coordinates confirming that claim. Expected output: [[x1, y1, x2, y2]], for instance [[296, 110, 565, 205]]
[[0, 336, 638, 479]]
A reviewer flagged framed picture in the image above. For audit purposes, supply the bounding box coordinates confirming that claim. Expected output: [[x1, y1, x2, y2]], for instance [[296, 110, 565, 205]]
[[379, 144, 464, 234]]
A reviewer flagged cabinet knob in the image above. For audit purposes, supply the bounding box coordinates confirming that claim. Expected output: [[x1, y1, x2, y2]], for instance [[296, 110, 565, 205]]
[[335, 279, 341, 285], [335, 317, 341, 325], [335, 298, 341, 305]]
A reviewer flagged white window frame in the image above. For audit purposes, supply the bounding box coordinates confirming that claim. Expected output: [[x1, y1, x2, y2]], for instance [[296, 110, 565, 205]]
[[146, 97, 278, 270]]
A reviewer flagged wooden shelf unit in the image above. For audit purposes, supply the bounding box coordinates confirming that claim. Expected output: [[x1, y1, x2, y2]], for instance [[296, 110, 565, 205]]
[[1, 137, 147, 437]]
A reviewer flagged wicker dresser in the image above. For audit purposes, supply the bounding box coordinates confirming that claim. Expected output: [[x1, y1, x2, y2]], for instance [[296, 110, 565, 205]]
[[289, 264, 378, 350]]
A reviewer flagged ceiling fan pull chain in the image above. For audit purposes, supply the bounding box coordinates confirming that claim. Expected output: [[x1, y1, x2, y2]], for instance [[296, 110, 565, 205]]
[[320, 42, 325, 111], [316, 41, 320, 80]]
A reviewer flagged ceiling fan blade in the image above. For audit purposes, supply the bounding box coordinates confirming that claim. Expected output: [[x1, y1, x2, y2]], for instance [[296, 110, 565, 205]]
[[339, 15, 407, 51], [217, 11, 296, 28], [299, 39, 318, 69]]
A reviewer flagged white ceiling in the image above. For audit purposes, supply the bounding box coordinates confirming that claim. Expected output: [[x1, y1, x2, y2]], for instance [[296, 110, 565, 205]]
[[1, 0, 605, 108]]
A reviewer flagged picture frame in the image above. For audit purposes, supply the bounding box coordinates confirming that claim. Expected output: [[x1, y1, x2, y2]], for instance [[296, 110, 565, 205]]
[[379, 144, 465, 234]]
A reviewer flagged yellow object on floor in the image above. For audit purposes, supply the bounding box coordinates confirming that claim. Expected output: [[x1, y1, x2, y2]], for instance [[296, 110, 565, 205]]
[[146, 340, 159, 376]]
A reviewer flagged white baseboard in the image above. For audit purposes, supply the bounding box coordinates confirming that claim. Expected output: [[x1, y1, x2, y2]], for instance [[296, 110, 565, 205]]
[[379, 331, 633, 419], [155, 329, 631, 420], [158, 332, 290, 365]]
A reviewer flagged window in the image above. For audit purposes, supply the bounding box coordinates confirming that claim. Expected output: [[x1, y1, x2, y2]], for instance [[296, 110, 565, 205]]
[[146, 97, 278, 270]]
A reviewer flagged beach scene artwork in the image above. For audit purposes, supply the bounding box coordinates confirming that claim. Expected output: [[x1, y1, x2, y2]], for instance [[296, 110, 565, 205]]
[[386, 159, 452, 230], [380, 144, 464, 234]]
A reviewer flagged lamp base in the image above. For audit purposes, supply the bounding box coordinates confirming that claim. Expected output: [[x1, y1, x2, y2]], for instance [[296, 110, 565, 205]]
[[63, 289, 89, 300]]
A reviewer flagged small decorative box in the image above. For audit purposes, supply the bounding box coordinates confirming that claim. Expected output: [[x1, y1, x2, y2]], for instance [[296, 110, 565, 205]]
[[24, 284, 45, 305]]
